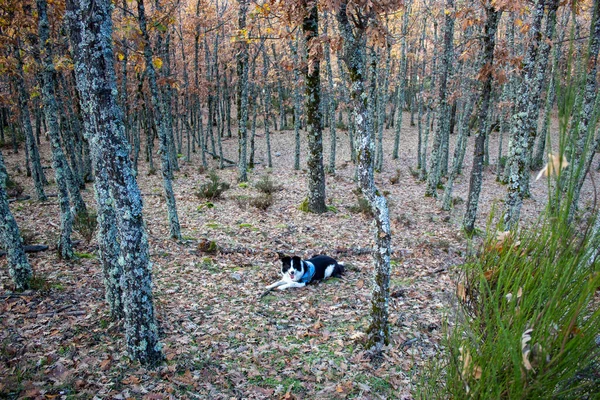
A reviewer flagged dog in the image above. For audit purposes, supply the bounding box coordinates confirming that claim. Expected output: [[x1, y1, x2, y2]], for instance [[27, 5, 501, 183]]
[[266, 255, 345, 290]]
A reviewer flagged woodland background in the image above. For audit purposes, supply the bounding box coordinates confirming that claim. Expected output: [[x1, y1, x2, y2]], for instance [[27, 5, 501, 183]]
[[1, 0, 600, 398]]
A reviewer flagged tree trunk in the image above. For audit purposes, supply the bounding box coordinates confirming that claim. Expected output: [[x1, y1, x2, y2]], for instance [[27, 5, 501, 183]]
[[337, 2, 392, 356], [503, 0, 551, 229], [0, 150, 32, 291], [236, 0, 249, 182], [463, 5, 501, 234], [323, 11, 336, 174], [426, 0, 455, 197], [303, 1, 327, 214], [262, 40, 273, 168], [393, 3, 411, 159], [66, 0, 163, 365], [36, 0, 75, 259], [13, 41, 46, 201], [137, 0, 182, 239]]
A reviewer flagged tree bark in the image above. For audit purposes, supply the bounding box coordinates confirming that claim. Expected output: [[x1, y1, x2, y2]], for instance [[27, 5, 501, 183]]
[[137, 0, 182, 239], [503, 0, 549, 229], [463, 5, 501, 234], [303, 1, 327, 213], [36, 0, 75, 259], [337, 2, 392, 356], [236, 0, 249, 182], [66, 0, 163, 364], [0, 150, 32, 291]]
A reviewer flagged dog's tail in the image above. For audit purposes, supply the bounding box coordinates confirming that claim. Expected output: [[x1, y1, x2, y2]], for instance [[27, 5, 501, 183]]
[[333, 261, 345, 278]]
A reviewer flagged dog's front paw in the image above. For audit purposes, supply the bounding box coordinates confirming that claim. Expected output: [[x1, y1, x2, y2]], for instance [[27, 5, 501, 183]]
[[277, 286, 289, 291]]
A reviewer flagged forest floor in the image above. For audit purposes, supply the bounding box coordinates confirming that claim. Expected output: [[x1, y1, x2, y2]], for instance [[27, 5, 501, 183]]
[[1, 113, 599, 399]]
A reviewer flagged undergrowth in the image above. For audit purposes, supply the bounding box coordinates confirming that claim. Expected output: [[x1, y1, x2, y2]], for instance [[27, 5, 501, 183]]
[[196, 170, 230, 200]]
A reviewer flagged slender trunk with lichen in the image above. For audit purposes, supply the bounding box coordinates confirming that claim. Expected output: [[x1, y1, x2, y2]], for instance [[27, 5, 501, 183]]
[[66, 0, 162, 365], [237, 0, 249, 181], [503, 0, 551, 229], [303, 1, 326, 213], [0, 150, 32, 291], [426, 0, 455, 197], [337, 2, 392, 355], [37, 0, 75, 259], [323, 11, 337, 174], [463, 5, 501, 234], [262, 40, 273, 168], [288, 34, 302, 170], [393, 3, 411, 160], [137, 0, 181, 239], [13, 41, 46, 201]]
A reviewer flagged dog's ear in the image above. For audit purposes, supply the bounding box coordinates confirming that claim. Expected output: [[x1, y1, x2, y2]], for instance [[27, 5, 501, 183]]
[[280, 256, 291, 264], [291, 256, 303, 269]]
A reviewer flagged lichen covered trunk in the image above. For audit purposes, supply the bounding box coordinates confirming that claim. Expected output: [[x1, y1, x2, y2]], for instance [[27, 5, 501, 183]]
[[503, 0, 549, 229], [463, 6, 500, 234], [137, 0, 181, 239], [67, 0, 162, 365], [237, 0, 249, 182], [14, 42, 46, 201], [337, 2, 391, 355], [37, 0, 74, 259], [303, 1, 326, 214], [0, 150, 32, 291], [426, 0, 455, 197]]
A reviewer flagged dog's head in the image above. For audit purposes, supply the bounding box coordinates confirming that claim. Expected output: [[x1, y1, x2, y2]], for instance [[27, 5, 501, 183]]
[[280, 256, 304, 282]]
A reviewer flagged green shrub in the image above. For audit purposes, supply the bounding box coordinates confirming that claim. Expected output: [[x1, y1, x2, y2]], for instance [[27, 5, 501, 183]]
[[250, 193, 274, 210], [298, 197, 309, 212], [196, 170, 230, 199], [254, 174, 280, 195], [418, 217, 600, 397]]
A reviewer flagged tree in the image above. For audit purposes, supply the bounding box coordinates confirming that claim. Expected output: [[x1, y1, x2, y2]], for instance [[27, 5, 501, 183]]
[[302, 0, 327, 214], [137, 0, 182, 239], [36, 0, 76, 259], [237, 0, 249, 182], [425, 0, 455, 197], [462, 2, 502, 235], [503, 0, 551, 229], [12, 39, 46, 201], [336, 0, 393, 356], [0, 150, 32, 291], [66, 0, 163, 365]]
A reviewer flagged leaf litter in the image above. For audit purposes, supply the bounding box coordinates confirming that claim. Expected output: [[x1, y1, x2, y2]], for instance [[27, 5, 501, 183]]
[[1, 114, 597, 398]]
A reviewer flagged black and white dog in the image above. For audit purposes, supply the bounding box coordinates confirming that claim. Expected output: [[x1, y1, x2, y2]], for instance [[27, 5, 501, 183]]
[[266, 255, 345, 290]]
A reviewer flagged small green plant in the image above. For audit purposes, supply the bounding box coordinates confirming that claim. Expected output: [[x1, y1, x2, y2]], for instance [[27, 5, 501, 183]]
[[250, 193, 274, 210], [197, 202, 214, 212], [498, 155, 508, 169], [298, 197, 309, 212], [254, 174, 280, 195], [327, 204, 338, 213], [75, 252, 96, 259], [73, 210, 98, 243], [196, 170, 230, 199], [238, 182, 249, 188]]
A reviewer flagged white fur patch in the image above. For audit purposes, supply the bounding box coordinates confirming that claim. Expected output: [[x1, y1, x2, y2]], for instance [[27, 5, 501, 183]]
[[324, 264, 335, 279]]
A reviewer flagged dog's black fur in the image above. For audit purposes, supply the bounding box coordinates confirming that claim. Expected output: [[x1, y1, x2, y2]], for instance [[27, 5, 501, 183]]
[[266, 254, 344, 291]]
